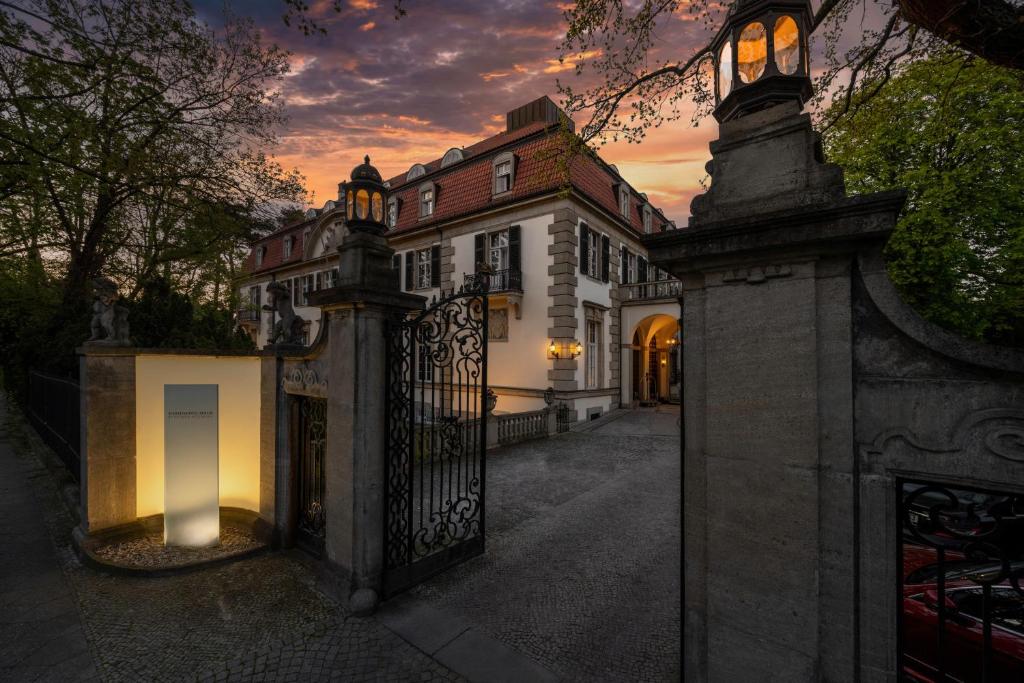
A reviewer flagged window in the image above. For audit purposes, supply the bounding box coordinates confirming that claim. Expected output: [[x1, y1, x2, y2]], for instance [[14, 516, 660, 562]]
[[489, 230, 509, 271], [493, 152, 515, 195], [441, 148, 464, 167], [417, 342, 434, 382], [283, 236, 293, 259], [588, 230, 600, 276], [255, 246, 265, 267], [586, 319, 601, 389], [248, 285, 260, 307], [416, 248, 432, 289], [420, 185, 435, 217], [406, 163, 427, 181], [619, 187, 630, 217], [301, 274, 313, 305], [387, 198, 398, 228], [322, 268, 338, 289], [643, 206, 653, 234], [628, 252, 637, 284]]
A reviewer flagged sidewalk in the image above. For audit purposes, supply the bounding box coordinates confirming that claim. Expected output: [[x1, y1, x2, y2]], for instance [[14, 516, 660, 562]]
[[0, 393, 98, 682]]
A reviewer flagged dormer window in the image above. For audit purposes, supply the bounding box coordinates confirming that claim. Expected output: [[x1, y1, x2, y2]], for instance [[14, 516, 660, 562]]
[[441, 148, 465, 167], [283, 236, 293, 259], [406, 163, 427, 182], [643, 205, 653, 234], [493, 151, 515, 195], [387, 197, 399, 228], [255, 246, 265, 267], [419, 182, 435, 218], [619, 187, 630, 217]]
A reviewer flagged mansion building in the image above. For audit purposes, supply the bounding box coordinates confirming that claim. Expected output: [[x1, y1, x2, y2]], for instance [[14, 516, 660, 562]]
[[237, 97, 682, 421]]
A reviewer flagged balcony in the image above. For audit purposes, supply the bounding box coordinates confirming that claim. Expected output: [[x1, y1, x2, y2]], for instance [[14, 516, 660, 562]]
[[464, 268, 522, 294], [620, 279, 682, 302], [236, 306, 261, 323]]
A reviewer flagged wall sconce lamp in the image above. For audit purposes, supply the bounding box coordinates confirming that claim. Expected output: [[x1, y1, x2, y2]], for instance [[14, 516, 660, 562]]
[[548, 339, 583, 360]]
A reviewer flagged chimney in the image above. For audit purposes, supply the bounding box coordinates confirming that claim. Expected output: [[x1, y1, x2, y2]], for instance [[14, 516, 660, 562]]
[[506, 96, 575, 134]]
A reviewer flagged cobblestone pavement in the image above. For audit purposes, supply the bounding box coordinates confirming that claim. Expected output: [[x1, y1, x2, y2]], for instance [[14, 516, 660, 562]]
[[408, 406, 682, 682], [0, 396, 461, 683]]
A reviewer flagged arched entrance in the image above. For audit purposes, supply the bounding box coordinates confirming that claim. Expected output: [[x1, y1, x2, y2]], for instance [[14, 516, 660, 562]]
[[628, 314, 680, 406]]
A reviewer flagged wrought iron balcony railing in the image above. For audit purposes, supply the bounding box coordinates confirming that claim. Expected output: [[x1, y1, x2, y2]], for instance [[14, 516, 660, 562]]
[[620, 279, 682, 302], [464, 268, 522, 294], [237, 306, 261, 322]]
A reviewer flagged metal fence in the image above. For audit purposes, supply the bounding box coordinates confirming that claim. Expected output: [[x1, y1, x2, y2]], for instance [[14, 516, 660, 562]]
[[555, 403, 574, 433], [27, 370, 81, 480]]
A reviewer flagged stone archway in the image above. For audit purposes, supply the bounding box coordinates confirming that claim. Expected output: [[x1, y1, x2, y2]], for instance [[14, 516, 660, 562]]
[[627, 314, 680, 406]]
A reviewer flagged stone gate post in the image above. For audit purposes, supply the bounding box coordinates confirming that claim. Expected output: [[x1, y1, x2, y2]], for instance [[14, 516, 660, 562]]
[[311, 230, 423, 614], [646, 102, 904, 681]]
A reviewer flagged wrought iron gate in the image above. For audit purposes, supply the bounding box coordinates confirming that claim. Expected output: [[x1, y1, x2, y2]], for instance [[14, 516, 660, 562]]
[[294, 396, 327, 556], [898, 479, 1024, 682], [383, 285, 488, 597]]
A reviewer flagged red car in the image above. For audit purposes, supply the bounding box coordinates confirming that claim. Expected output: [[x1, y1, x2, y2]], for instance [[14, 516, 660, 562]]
[[902, 585, 1024, 682]]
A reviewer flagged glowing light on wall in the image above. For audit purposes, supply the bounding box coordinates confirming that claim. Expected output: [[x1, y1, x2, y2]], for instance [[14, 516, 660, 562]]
[[164, 384, 219, 546]]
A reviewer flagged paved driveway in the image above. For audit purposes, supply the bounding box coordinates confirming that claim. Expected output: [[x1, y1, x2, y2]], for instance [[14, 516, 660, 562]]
[[403, 407, 682, 681]]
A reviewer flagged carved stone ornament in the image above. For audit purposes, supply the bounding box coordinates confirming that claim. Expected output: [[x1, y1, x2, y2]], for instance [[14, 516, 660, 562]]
[[721, 264, 793, 285], [863, 408, 1024, 466], [264, 280, 306, 346], [85, 276, 131, 346], [282, 364, 328, 397]]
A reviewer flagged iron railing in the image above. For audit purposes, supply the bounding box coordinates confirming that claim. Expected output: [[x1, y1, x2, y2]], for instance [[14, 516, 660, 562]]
[[495, 408, 548, 445], [555, 403, 574, 433], [27, 370, 81, 480], [236, 306, 260, 322], [898, 479, 1024, 683], [620, 279, 682, 302], [464, 268, 522, 294]]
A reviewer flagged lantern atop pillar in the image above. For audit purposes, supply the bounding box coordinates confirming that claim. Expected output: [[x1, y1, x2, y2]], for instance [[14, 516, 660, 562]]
[[711, 0, 813, 123], [340, 155, 388, 236]]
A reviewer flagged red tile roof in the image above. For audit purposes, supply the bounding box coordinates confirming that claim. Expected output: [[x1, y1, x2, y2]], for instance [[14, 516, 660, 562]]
[[244, 122, 671, 275], [387, 125, 671, 238]]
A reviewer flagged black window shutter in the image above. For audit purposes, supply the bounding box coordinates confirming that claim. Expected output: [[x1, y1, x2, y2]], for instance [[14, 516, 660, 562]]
[[474, 233, 485, 271], [601, 234, 610, 283], [639, 256, 648, 283], [509, 225, 521, 272], [579, 224, 589, 275], [621, 247, 630, 284], [430, 244, 441, 287], [404, 251, 413, 291]]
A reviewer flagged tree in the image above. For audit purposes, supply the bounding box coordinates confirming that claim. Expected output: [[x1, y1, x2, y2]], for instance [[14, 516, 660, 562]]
[[823, 52, 1024, 346], [0, 0, 305, 319], [555, 0, 1024, 148]]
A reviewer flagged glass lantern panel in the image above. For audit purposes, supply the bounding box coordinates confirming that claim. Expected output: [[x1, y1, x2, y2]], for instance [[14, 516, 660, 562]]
[[718, 41, 733, 98], [371, 192, 383, 222], [346, 190, 353, 219], [774, 16, 799, 75], [355, 189, 369, 220], [737, 22, 766, 83]]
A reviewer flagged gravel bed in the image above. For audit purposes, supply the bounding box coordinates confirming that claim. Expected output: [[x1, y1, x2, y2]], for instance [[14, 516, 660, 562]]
[[92, 526, 263, 569]]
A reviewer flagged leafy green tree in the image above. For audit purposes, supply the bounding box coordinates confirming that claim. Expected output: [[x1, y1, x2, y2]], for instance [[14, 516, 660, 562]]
[[128, 277, 254, 351], [824, 52, 1024, 346], [0, 0, 305, 320]]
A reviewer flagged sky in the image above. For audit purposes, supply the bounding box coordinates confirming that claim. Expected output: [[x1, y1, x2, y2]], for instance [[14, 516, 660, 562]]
[[194, 0, 723, 226]]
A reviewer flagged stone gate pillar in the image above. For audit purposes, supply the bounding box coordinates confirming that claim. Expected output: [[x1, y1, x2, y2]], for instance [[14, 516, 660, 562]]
[[311, 230, 423, 614], [646, 102, 904, 681]]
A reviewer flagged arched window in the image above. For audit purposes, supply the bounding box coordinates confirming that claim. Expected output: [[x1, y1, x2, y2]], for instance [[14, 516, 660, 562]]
[[718, 41, 733, 98], [440, 148, 465, 167], [406, 163, 427, 181]]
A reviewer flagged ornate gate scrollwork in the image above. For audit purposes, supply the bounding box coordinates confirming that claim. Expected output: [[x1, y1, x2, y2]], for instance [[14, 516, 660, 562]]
[[383, 283, 488, 597], [294, 395, 326, 556]]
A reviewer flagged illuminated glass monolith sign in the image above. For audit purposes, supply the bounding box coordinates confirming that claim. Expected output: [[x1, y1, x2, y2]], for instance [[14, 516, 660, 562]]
[[164, 384, 219, 546]]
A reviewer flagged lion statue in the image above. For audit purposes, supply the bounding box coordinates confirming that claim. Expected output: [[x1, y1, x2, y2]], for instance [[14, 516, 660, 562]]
[[263, 281, 306, 346]]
